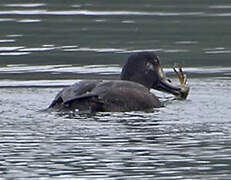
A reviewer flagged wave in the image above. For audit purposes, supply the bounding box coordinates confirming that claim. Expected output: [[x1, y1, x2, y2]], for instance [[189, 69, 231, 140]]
[[0, 10, 204, 16]]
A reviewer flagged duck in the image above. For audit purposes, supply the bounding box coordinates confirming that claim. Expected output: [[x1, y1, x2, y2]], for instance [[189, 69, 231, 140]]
[[48, 52, 189, 112]]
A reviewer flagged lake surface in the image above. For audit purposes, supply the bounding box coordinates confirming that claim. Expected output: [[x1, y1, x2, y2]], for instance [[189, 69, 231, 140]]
[[1, 0, 231, 179]]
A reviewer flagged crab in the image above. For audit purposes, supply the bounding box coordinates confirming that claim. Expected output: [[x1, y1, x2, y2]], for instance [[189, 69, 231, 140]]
[[173, 66, 190, 99]]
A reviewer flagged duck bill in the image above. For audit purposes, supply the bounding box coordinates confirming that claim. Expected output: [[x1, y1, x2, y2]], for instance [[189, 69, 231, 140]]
[[154, 79, 181, 96]]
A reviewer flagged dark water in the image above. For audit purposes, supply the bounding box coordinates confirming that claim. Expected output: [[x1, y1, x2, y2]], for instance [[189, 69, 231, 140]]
[[1, 1, 231, 179]]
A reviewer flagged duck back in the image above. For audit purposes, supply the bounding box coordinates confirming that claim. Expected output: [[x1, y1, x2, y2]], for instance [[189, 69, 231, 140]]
[[49, 80, 161, 112]]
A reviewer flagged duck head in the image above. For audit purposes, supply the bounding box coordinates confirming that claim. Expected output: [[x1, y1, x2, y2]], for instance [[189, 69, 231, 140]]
[[121, 52, 189, 99]]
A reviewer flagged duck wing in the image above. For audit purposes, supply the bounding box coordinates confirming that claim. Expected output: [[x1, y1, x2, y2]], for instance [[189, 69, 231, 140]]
[[49, 80, 161, 112], [49, 80, 102, 110], [90, 80, 161, 111]]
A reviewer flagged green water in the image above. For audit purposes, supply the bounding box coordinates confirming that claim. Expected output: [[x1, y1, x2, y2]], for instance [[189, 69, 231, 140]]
[[0, 0, 231, 68], [1, 1, 231, 179]]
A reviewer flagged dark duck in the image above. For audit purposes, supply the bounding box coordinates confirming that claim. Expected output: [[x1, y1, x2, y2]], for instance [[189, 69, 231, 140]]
[[49, 52, 189, 112]]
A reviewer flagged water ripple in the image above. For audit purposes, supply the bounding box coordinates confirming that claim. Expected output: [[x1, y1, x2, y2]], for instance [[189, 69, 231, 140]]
[[0, 46, 24, 51], [209, 5, 231, 9], [63, 47, 124, 53], [1, 9, 230, 18], [0, 83, 231, 179], [204, 47, 231, 54], [4, 3, 46, 8], [0, 64, 120, 74], [6, 34, 23, 38], [1, 65, 231, 87], [0, 18, 15, 22], [17, 19, 41, 23], [0, 52, 30, 56], [0, 1, 231, 179], [1, 9, 230, 17], [19, 47, 55, 52], [174, 41, 198, 45], [0, 10, 204, 16], [0, 44, 191, 57], [0, 39, 15, 43]]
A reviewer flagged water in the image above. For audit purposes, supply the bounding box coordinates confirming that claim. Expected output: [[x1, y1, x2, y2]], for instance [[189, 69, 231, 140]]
[[1, 0, 231, 179]]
